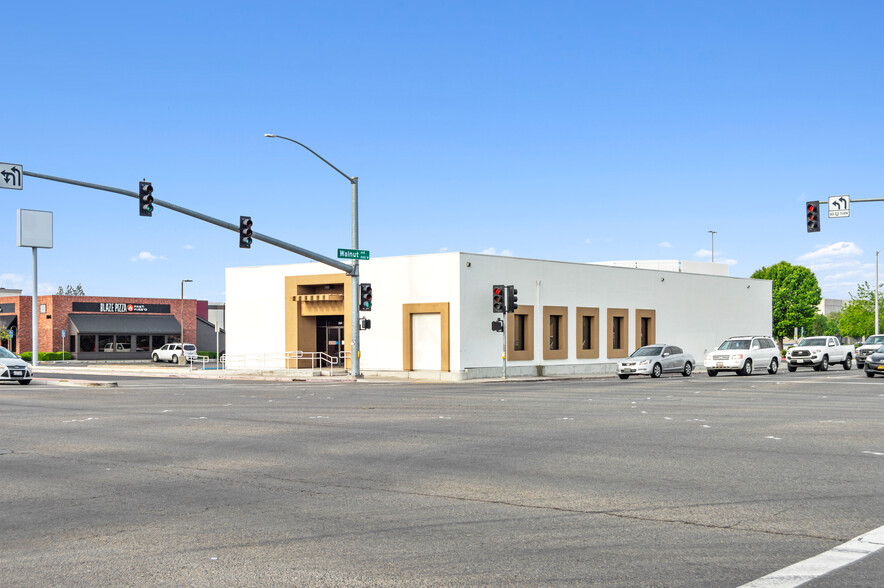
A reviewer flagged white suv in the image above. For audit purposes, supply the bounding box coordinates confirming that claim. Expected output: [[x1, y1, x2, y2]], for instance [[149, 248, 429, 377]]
[[704, 336, 780, 376], [151, 343, 198, 363]]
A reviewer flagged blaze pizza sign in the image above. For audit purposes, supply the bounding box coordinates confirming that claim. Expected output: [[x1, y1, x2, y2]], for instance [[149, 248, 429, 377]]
[[72, 302, 172, 313]]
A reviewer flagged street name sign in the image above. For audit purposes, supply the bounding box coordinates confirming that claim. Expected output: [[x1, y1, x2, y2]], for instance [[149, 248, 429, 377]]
[[828, 194, 850, 218], [0, 163, 23, 190], [337, 248, 370, 260]]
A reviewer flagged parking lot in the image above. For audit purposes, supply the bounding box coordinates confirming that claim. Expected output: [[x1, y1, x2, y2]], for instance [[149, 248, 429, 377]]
[[2, 369, 882, 586]]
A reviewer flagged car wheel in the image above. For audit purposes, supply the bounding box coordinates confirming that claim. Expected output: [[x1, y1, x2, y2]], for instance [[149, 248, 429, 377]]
[[843, 355, 852, 370], [18, 379, 31, 385], [768, 358, 778, 375], [857, 361, 865, 369], [171, 354, 178, 364], [152, 353, 159, 363], [618, 374, 629, 380], [738, 359, 753, 376], [866, 370, 875, 378], [682, 362, 693, 377], [707, 369, 718, 377], [819, 355, 829, 371], [787, 365, 797, 372], [651, 363, 662, 378]]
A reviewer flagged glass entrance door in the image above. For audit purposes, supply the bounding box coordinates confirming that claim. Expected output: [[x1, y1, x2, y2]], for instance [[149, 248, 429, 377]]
[[316, 316, 345, 362]]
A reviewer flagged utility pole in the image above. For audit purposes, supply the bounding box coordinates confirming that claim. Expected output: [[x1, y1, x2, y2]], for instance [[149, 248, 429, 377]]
[[708, 230, 717, 262]]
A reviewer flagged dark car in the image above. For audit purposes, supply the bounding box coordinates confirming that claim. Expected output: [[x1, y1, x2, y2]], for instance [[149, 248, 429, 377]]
[[863, 345, 884, 378]]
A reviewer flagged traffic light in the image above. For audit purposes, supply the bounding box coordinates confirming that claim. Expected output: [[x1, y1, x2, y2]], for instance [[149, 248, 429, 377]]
[[239, 216, 253, 248], [359, 283, 372, 311], [492, 285, 505, 313], [806, 201, 820, 233], [138, 181, 153, 217], [505, 286, 518, 312]]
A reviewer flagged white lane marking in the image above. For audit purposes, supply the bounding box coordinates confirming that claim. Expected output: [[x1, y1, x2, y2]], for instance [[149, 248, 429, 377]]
[[738, 524, 884, 587]]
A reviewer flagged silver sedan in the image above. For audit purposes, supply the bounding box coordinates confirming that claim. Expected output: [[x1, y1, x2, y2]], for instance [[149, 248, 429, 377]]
[[617, 344, 695, 379]]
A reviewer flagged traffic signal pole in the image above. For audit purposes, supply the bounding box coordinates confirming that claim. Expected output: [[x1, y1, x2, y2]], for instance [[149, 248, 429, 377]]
[[21, 169, 352, 272]]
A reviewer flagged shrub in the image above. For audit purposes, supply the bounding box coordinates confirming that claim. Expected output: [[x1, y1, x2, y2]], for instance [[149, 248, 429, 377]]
[[19, 351, 72, 362]]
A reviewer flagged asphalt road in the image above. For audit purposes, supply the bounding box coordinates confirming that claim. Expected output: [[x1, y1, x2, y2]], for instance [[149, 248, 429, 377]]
[[1, 369, 882, 587]]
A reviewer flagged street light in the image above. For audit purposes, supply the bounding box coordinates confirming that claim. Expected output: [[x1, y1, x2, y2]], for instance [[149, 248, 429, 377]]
[[876, 250, 880, 336], [265, 133, 362, 377], [180, 279, 192, 365]]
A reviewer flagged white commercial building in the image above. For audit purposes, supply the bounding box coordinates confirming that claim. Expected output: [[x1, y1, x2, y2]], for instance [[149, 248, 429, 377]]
[[225, 252, 772, 380]]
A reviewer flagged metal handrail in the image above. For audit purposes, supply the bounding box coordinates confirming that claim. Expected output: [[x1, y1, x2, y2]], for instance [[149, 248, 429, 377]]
[[219, 350, 348, 373]]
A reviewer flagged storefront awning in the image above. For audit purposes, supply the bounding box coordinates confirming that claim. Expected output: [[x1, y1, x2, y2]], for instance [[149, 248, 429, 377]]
[[68, 314, 181, 335], [0, 315, 16, 329]]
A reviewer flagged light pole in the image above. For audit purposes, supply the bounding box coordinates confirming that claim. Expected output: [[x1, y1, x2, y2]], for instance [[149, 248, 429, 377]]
[[876, 250, 880, 335], [265, 133, 361, 377], [708, 230, 717, 263], [180, 279, 192, 365]]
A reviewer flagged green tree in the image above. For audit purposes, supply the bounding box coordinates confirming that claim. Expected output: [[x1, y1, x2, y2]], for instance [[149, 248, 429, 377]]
[[55, 283, 85, 296], [809, 312, 841, 337], [751, 261, 822, 349], [837, 281, 883, 339]]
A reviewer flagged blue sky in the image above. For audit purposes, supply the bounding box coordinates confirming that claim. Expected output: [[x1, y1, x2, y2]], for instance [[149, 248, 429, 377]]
[[3, 0, 883, 302]]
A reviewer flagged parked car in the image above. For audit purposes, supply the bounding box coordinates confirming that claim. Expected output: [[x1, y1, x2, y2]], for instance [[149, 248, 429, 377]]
[[0, 346, 32, 385], [704, 336, 779, 376], [151, 343, 198, 363], [617, 344, 695, 379], [785, 336, 853, 371], [863, 345, 884, 377], [855, 335, 884, 368]]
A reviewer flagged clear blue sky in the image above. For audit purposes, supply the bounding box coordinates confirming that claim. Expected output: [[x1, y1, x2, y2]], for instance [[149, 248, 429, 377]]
[[3, 0, 883, 302]]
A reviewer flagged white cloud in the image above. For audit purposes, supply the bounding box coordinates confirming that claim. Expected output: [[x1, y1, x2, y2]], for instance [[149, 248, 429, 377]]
[[0, 273, 27, 289], [694, 249, 737, 265], [480, 247, 513, 256], [183, 244, 194, 250], [658, 241, 671, 248], [131, 251, 166, 262], [798, 241, 863, 263], [439, 247, 448, 252]]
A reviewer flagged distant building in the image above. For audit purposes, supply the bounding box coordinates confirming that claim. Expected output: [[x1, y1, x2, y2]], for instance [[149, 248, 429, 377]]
[[818, 298, 846, 316], [0, 295, 224, 358]]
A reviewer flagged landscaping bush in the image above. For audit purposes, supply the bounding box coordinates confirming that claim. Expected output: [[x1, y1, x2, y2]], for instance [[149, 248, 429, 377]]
[[19, 351, 72, 362]]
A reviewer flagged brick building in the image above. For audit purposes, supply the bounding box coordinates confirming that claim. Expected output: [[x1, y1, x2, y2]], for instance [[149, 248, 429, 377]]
[[0, 292, 223, 359]]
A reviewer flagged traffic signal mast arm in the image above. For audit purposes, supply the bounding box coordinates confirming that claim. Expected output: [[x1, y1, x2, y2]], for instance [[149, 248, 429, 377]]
[[22, 169, 353, 274]]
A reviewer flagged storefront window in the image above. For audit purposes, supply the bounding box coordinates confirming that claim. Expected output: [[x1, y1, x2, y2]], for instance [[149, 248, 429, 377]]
[[98, 335, 114, 352], [136, 336, 151, 352], [152, 336, 166, 351], [115, 336, 132, 352], [80, 335, 96, 352]]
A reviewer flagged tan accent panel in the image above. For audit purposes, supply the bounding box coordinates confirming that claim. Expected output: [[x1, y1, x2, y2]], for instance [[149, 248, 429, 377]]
[[606, 308, 629, 359], [285, 274, 351, 369], [402, 303, 450, 372], [542, 306, 569, 360], [576, 307, 600, 359], [506, 305, 534, 361], [635, 309, 656, 350]]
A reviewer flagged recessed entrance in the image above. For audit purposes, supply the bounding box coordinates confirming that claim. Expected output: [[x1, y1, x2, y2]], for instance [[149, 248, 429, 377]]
[[316, 315, 345, 360]]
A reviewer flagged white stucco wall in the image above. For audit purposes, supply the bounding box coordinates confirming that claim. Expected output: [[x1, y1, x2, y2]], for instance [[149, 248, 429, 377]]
[[225, 252, 772, 378]]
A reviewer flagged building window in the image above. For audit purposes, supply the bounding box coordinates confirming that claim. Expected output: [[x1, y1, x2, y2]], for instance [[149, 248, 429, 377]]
[[542, 306, 568, 360], [98, 335, 114, 352], [607, 308, 629, 359], [513, 314, 526, 351], [576, 307, 600, 359], [39, 303, 47, 314], [152, 335, 166, 351], [136, 335, 151, 352], [80, 335, 96, 352], [507, 305, 534, 362], [549, 315, 560, 350], [635, 309, 656, 349]]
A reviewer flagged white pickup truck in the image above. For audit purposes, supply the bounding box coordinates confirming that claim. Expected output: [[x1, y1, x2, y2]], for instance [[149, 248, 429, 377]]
[[785, 336, 853, 372]]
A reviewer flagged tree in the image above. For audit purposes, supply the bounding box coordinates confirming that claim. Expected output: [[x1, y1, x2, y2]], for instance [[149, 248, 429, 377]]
[[838, 281, 883, 339], [56, 283, 85, 296], [809, 312, 841, 337], [751, 261, 822, 349]]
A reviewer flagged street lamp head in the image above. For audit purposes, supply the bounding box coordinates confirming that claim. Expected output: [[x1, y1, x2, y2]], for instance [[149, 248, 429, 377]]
[[183, 279, 193, 283], [264, 134, 276, 138]]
